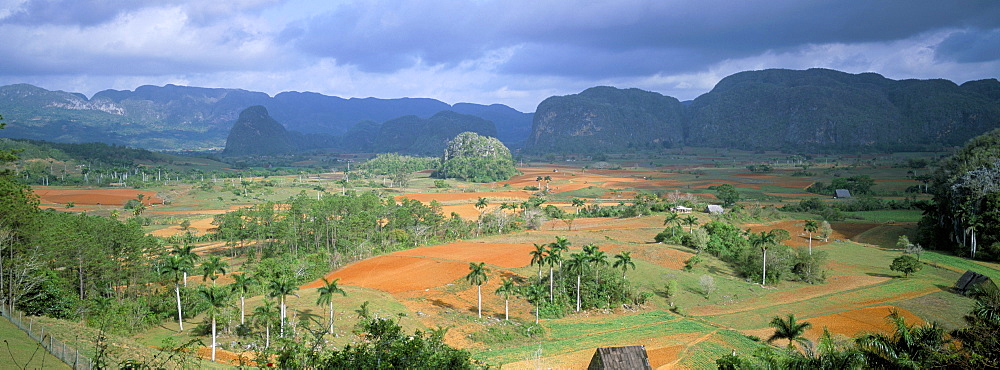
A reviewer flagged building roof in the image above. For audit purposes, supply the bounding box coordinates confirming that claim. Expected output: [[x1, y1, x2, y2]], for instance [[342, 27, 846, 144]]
[[706, 205, 725, 214], [588, 345, 651, 370], [834, 189, 852, 198], [956, 270, 996, 295]]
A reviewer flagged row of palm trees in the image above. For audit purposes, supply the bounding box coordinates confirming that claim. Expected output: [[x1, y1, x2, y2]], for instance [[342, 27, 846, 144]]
[[155, 247, 348, 362], [465, 237, 638, 322]]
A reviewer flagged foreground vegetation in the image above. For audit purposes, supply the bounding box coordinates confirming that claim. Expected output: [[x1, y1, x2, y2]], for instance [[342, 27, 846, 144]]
[[4, 116, 1000, 368]]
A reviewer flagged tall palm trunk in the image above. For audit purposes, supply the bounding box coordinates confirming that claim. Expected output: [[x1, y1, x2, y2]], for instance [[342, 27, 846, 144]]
[[549, 267, 554, 302], [211, 317, 217, 362], [761, 248, 768, 286], [504, 299, 509, 321], [808, 231, 813, 255], [279, 298, 286, 337], [477, 285, 482, 318], [175, 284, 184, 331], [575, 274, 581, 312], [240, 296, 245, 325]]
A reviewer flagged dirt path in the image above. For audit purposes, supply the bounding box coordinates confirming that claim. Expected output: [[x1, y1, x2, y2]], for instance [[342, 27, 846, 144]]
[[662, 331, 717, 369]]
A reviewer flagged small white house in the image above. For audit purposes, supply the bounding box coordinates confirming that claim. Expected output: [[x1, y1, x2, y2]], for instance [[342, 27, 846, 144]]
[[672, 206, 692, 213]]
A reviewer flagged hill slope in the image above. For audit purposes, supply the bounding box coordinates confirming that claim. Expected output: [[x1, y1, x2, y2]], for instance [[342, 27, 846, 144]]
[[525, 69, 1000, 153], [0, 84, 532, 151]]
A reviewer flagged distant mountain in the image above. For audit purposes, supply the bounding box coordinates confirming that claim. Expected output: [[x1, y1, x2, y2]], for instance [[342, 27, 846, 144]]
[[0, 84, 532, 151], [525, 69, 1000, 153], [525, 86, 686, 153], [451, 103, 533, 147], [223, 106, 295, 156], [685, 68, 1000, 151], [371, 111, 498, 155]]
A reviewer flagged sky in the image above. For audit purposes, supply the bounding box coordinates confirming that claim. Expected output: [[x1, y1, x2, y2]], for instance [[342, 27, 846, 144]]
[[0, 0, 998, 112]]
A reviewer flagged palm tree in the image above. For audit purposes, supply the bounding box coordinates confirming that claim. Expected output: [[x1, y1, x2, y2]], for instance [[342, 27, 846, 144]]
[[316, 277, 347, 334], [589, 250, 609, 284], [252, 299, 279, 349], [198, 285, 230, 362], [543, 251, 561, 303], [171, 243, 199, 287], [475, 197, 489, 212], [520, 283, 546, 324], [268, 277, 298, 337], [494, 278, 517, 321], [565, 253, 589, 312], [613, 251, 636, 280], [683, 215, 699, 233], [767, 313, 812, 351], [855, 309, 951, 368], [803, 220, 819, 255], [549, 236, 571, 270], [663, 212, 680, 238], [750, 230, 779, 286], [201, 255, 229, 286], [529, 243, 547, 280], [571, 198, 586, 214], [465, 262, 489, 318], [158, 254, 188, 331], [230, 273, 257, 326]]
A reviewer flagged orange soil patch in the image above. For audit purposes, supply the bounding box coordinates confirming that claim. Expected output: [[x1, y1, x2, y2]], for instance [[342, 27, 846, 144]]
[[303, 255, 468, 292], [440, 204, 486, 219], [396, 191, 531, 203], [743, 220, 879, 248], [742, 305, 923, 345], [547, 182, 594, 193], [150, 217, 217, 237], [804, 305, 923, 339], [632, 245, 692, 270], [33, 187, 162, 205], [396, 242, 535, 269]]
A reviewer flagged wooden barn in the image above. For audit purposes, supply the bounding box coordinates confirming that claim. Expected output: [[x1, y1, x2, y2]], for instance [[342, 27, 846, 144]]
[[955, 270, 997, 296], [834, 189, 852, 199], [706, 205, 725, 214], [587, 345, 651, 370]]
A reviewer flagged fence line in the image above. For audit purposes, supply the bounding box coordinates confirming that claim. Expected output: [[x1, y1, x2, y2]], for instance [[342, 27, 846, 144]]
[[0, 302, 93, 370]]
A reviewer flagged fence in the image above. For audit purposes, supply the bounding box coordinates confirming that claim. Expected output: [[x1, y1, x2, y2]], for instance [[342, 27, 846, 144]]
[[0, 302, 93, 370]]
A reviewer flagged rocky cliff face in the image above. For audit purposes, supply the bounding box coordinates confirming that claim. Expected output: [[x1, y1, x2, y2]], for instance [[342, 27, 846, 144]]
[[222, 106, 295, 156]]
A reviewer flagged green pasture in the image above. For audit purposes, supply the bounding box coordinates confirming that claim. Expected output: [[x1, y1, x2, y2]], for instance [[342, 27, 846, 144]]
[[0, 317, 69, 369]]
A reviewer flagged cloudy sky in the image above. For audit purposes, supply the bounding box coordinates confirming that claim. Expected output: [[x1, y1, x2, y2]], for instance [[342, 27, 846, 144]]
[[1, 0, 998, 112]]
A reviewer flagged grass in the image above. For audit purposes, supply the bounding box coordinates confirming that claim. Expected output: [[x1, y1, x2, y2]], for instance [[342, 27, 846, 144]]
[[471, 310, 757, 367], [0, 317, 69, 369], [844, 210, 924, 223]]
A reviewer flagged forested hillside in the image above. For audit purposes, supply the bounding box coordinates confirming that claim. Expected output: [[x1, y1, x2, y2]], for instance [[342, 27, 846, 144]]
[[526, 87, 686, 153], [0, 84, 531, 151], [525, 69, 1000, 154]]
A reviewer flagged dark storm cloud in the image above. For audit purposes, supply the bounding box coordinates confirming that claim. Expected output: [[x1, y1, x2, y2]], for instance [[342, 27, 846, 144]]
[[287, 0, 1000, 77], [936, 28, 1000, 63]]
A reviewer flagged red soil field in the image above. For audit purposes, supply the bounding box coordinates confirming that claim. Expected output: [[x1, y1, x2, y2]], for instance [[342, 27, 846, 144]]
[[302, 255, 469, 293], [33, 187, 162, 206], [396, 242, 534, 269], [742, 305, 924, 346], [396, 191, 531, 203], [151, 217, 217, 237], [743, 220, 879, 248]]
